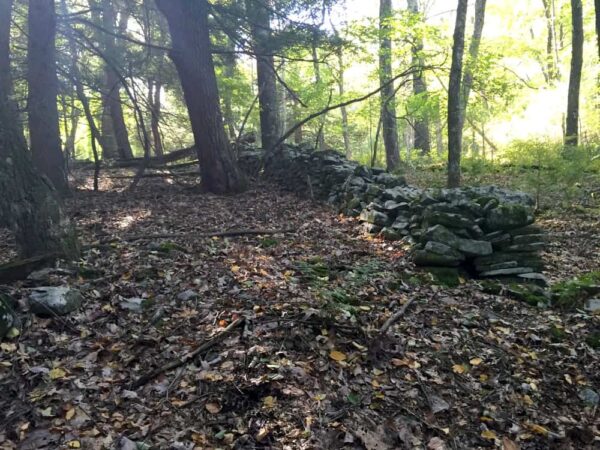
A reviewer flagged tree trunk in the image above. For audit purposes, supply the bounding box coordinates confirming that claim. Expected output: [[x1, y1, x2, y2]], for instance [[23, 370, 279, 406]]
[[222, 37, 237, 140], [336, 47, 351, 159], [407, 0, 431, 155], [245, 0, 280, 152], [594, 0, 600, 59], [460, 0, 487, 131], [1, 1, 79, 258], [379, 0, 400, 171], [149, 81, 164, 157], [312, 43, 326, 151], [27, 0, 68, 193], [541, 0, 560, 81], [0, 0, 12, 98], [156, 0, 246, 193], [102, 0, 133, 160], [565, 0, 583, 147], [447, 0, 468, 188]]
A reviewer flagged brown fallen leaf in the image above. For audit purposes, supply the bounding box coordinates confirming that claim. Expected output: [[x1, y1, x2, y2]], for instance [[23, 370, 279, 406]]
[[502, 437, 520, 450]]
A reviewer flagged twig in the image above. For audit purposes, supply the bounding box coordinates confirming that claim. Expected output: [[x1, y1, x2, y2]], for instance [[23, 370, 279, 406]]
[[378, 298, 416, 336], [130, 317, 245, 389], [108, 228, 295, 244]]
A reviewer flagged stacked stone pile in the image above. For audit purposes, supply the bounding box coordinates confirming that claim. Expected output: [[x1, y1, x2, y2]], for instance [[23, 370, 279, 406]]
[[239, 145, 547, 281]]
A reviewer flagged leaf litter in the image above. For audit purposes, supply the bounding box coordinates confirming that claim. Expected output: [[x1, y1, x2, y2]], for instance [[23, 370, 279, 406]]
[[0, 174, 599, 449]]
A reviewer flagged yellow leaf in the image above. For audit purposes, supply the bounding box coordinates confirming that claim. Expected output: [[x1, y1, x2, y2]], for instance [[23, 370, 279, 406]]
[[479, 374, 489, 382], [480, 416, 494, 423], [67, 440, 81, 448], [262, 396, 277, 409], [371, 379, 380, 388], [205, 401, 222, 414], [502, 437, 520, 450], [231, 265, 241, 273], [0, 342, 16, 352], [49, 367, 67, 380], [481, 430, 498, 440], [66, 408, 76, 420], [314, 394, 326, 401], [470, 357, 483, 366], [526, 423, 549, 436], [452, 364, 467, 374], [329, 350, 347, 362]]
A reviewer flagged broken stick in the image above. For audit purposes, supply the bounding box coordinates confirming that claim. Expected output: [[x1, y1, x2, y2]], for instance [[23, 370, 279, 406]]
[[378, 298, 416, 336], [130, 317, 245, 389]]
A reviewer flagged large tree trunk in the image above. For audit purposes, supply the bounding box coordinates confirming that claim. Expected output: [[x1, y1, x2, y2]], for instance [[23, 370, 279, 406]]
[[379, 0, 400, 171], [460, 0, 487, 131], [27, 0, 68, 193], [407, 0, 431, 155], [1, 1, 79, 258], [156, 0, 246, 193], [102, 0, 133, 160], [447, 0, 468, 188], [245, 0, 281, 153], [312, 43, 326, 151], [565, 0, 583, 147], [0, 0, 12, 98]]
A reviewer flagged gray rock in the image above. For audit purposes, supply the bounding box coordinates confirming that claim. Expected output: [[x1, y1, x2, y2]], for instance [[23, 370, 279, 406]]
[[424, 241, 465, 260], [177, 289, 199, 301], [517, 273, 549, 286], [413, 250, 462, 267], [485, 204, 535, 231], [584, 298, 600, 313], [363, 223, 382, 234], [579, 388, 599, 407], [383, 200, 410, 212], [424, 225, 493, 256], [512, 234, 546, 245], [28, 287, 83, 317], [505, 242, 546, 252], [380, 227, 403, 241], [480, 267, 535, 277], [423, 210, 475, 229], [120, 298, 146, 312], [359, 210, 391, 226], [0, 293, 15, 339]]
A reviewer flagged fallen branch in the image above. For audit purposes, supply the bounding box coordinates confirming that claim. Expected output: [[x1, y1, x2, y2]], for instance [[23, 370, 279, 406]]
[[131, 317, 245, 389], [0, 253, 61, 283], [378, 298, 416, 336], [92, 228, 296, 246]]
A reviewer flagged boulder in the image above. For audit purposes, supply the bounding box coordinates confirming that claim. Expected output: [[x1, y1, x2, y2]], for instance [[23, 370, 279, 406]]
[[485, 204, 535, 231], [424, 225, 493, 257], [28, 287, 83, 317], [359, 210, 391, 226]]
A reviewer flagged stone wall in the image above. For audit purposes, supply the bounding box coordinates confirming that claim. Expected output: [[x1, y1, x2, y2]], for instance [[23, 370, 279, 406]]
[[239, 145, 546, 282]]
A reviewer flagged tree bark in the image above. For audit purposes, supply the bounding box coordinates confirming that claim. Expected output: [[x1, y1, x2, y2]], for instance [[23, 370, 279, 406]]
[[312, 43, 326, 151], [565, 0, 583, 147], [1, 1, 79, 258], [27, 0, 68, 193], [0, 0, 12, 98], [541, 0, 561, 81], [407, 0, 431, 155], [447, 0, 468, 188], [149, 80, 164, 157], [594, 0, 600, 59], [336, 47, 351, 159], [156, 0, 246, 193], [245, 0, 281, 153], [379, 0, 400, 171], [222, 37, 237, 140], [101, 0, 133, 160], [460, 0, 487, 132]]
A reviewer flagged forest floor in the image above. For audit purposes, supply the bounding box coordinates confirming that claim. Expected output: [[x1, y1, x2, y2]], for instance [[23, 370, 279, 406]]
[[1, 171, 599, 450]]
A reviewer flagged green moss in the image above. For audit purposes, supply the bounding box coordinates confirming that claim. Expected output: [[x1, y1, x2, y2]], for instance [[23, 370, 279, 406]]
[[585, 332, 600, 349], [259, 237, 279, 248], [551, 271, 600, 310], [506, 284, 550, 307], [424, 267, 461, 288], [549, 324, 567, 342], [158, 241, 187, 253], [480, 280, 502, 295]]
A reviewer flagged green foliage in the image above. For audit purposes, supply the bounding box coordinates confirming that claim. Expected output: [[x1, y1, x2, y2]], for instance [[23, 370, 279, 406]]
[[551, 271, 600, 310]]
